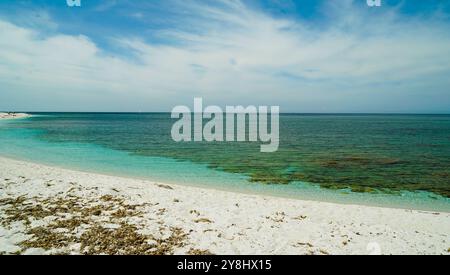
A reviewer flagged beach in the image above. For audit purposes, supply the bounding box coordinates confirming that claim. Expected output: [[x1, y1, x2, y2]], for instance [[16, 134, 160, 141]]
[[0, 156, 448, 255], [0, 113, 31, 120]]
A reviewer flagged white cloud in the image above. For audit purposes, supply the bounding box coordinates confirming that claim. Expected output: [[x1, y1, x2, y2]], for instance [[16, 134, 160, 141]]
[[0, 0, 449, 112]]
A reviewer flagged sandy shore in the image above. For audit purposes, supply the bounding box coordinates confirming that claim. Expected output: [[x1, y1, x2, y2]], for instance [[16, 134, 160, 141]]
[[0, 113, 31, 119], [0, 156, 448, 255]]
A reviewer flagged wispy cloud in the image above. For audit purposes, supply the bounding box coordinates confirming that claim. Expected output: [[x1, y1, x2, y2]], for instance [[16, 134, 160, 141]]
[[0, 0, 449, 112]]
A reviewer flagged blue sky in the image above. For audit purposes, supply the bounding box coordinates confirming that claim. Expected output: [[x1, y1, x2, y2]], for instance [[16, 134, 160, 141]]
[[0, 0, 450, 112]]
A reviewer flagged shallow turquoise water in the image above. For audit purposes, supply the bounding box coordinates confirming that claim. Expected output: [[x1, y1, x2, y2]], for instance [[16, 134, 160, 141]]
[[0, 114, 449, 212]]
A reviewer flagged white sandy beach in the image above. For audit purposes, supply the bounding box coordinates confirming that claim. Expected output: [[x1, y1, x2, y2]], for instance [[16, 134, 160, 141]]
[[0, 156, 449, 255], [0, 113, 31, 120]]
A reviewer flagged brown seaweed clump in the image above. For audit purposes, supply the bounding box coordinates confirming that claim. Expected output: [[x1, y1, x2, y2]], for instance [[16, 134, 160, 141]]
[[0, 193, 189, 255], [187, 248, 214, 255], [80, 224, 186, 255]]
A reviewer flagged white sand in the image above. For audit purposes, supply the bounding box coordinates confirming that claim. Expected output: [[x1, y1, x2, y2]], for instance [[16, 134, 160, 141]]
[[0, 113, 31, 119], [0, 156, 448, 255]]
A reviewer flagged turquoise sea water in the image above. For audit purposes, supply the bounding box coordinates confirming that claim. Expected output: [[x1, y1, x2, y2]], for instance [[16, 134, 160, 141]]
[[0, 113, 449, 212]]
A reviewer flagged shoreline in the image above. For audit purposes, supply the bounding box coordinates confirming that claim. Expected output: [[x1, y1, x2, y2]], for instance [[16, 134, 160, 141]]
[[0, 154, 450, 214], [0, 156, 449, 255], [0, 113, 31, 120], [2, 153, 448, 213]]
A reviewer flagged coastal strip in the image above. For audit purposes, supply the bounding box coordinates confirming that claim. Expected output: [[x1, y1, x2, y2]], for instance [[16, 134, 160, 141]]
[[0, 156, 448, 255], [0, 113, 31, 120]]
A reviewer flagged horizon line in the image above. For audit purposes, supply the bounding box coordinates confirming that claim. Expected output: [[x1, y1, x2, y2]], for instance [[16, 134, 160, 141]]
[[2, 111, 450, 115]]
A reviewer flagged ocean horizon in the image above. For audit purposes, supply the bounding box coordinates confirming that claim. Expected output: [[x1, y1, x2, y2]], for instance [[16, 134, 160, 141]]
[[3, 112, 450, 115]]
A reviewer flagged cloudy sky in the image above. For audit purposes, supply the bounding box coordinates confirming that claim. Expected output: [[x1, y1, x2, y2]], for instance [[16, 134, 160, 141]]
[[0, 0, 450, 113]]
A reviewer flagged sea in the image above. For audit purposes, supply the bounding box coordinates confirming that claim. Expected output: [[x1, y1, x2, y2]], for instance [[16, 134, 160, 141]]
[[0, 113, 449, 211]]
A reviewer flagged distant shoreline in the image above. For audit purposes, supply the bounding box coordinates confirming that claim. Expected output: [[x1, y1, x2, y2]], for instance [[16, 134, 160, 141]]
[[0, 112, 31, 120]]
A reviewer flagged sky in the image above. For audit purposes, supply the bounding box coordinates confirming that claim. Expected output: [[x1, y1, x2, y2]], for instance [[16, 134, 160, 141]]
[[0, 0, 450, 113]]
